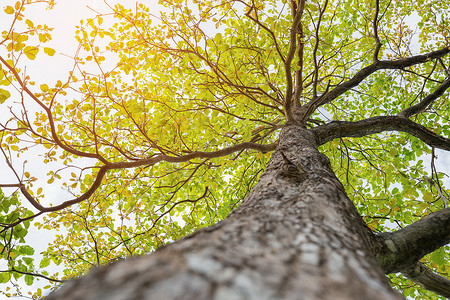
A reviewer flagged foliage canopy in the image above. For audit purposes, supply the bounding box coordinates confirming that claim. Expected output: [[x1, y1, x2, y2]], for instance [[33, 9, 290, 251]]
[[0, 0, 449, 298]]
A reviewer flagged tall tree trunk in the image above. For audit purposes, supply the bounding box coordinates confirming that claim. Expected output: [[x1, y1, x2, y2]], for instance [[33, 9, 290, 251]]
[[47, 124, 402, 300]]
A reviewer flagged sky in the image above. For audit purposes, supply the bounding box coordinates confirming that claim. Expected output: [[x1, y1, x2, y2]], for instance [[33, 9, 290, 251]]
[[0, 1, 141, 298]]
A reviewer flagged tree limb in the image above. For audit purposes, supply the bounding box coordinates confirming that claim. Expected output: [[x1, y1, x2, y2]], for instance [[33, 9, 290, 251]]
[[293, 1, 304, 105], [18, 141, 277, 213], [312, 116, 450, 151], [372, 0, 382, 62], [299, 47, 450, 121], [244, 4, 284, 62], [374, 207, 450, 273], [8, 267, 65, 283], [0, 56, 109, 164], [107, 141, 278, 169], [284, 0, 305, 122], [401, 261, 450, 298], [19, 166, 109, 213], [398, 76, 450, 117]]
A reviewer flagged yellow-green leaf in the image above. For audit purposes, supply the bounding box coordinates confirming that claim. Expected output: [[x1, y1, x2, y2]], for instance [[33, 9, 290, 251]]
[[0, 88, 11, 103], [40, 84, 49, 92], [23, 46, 39, 60], [44, 47, 56, 56], [4, 6, 14, 14]]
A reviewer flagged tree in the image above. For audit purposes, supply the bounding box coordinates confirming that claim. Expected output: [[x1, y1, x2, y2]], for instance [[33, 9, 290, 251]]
[[0, 0, 449, 298]]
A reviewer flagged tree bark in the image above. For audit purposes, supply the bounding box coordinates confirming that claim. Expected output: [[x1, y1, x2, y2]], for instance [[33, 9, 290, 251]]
[[47, 124, 402, 300]]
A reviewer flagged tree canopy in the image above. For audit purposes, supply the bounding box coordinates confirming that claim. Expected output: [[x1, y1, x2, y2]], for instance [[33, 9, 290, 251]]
[[0, 0, 449, 298]]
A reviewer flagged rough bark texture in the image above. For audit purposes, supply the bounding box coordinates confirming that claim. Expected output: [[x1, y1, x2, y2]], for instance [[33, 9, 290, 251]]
[[47, 124, 401, 300], [376, 208, 450, 273], [402, 262, 450, 298]]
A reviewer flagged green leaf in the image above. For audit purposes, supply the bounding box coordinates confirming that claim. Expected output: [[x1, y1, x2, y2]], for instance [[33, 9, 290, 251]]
[[20, 245, 35, 256], [431, 248, 446, 266], [40, 257, 50, 268], [24, 274, 34, 286], [22, 257, 33, 265], [0, 273, 9, 283]]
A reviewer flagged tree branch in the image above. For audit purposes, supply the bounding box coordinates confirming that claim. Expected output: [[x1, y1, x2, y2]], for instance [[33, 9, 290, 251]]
[[0, 56, 108, 164], [284, 0, 305, 122], [401, 262, 450, 298], [18, 141, 277, 213], [374, 207, 450, 273], [293, 2, 304, 105], [321, 48, 450, 106], [398, 76, 450, 117], [19, 166, 109, 213], [244, 4, 285, 62], [311, 0, 329, 100], [299, 47, 450, 121], [312, 116, 450, 151], [8, 267, 65, 283], [107, 141, 278, 169], [372, 0, 382, 62]]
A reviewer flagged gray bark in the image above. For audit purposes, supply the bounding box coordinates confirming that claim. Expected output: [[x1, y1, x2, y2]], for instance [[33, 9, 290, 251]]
[[402, 262, 450, 298], [376, 208, 450, 273], [47, 124, 402, 300]]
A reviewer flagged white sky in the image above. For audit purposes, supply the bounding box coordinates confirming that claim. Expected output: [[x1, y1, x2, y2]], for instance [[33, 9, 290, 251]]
[[0, 1, 141, 298]]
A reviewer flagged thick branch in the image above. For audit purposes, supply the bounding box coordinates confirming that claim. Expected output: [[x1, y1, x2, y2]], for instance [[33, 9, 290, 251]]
[[312, 116, 450, 151], [107, 141, 277, 169], [293, 3, 304, 104], [19, 166, 109, 213], [399, 77, 450, 117], [284, 0, 305, 122], [18, 141, 277, 213], [299, 47, 450, 121], [402, 262, 450, 298], [311, 0, 328, 100], [372, 0, 382, 62], [374, 207, 450, 273]]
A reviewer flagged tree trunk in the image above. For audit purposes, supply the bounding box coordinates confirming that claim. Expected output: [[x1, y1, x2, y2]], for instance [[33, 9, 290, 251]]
[[47, 124, 402, 300]]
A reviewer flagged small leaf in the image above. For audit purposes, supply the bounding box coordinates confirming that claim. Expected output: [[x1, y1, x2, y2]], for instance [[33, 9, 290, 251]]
[[23, 46, 39, 60], [40, 257, 50, 268], [25, 19, 34, 28], [40, 84, 49, 92], [423, 192, 434, 202], [21, 245, 35, 255], [44, 47, 56, 56], [432, 248, 446, 266], [0, 273, 9, 283], [23, 257, 33, 265], [24, 274, 34, 286], [0, 88, 11, 103], [4, 6, 14, 14]]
